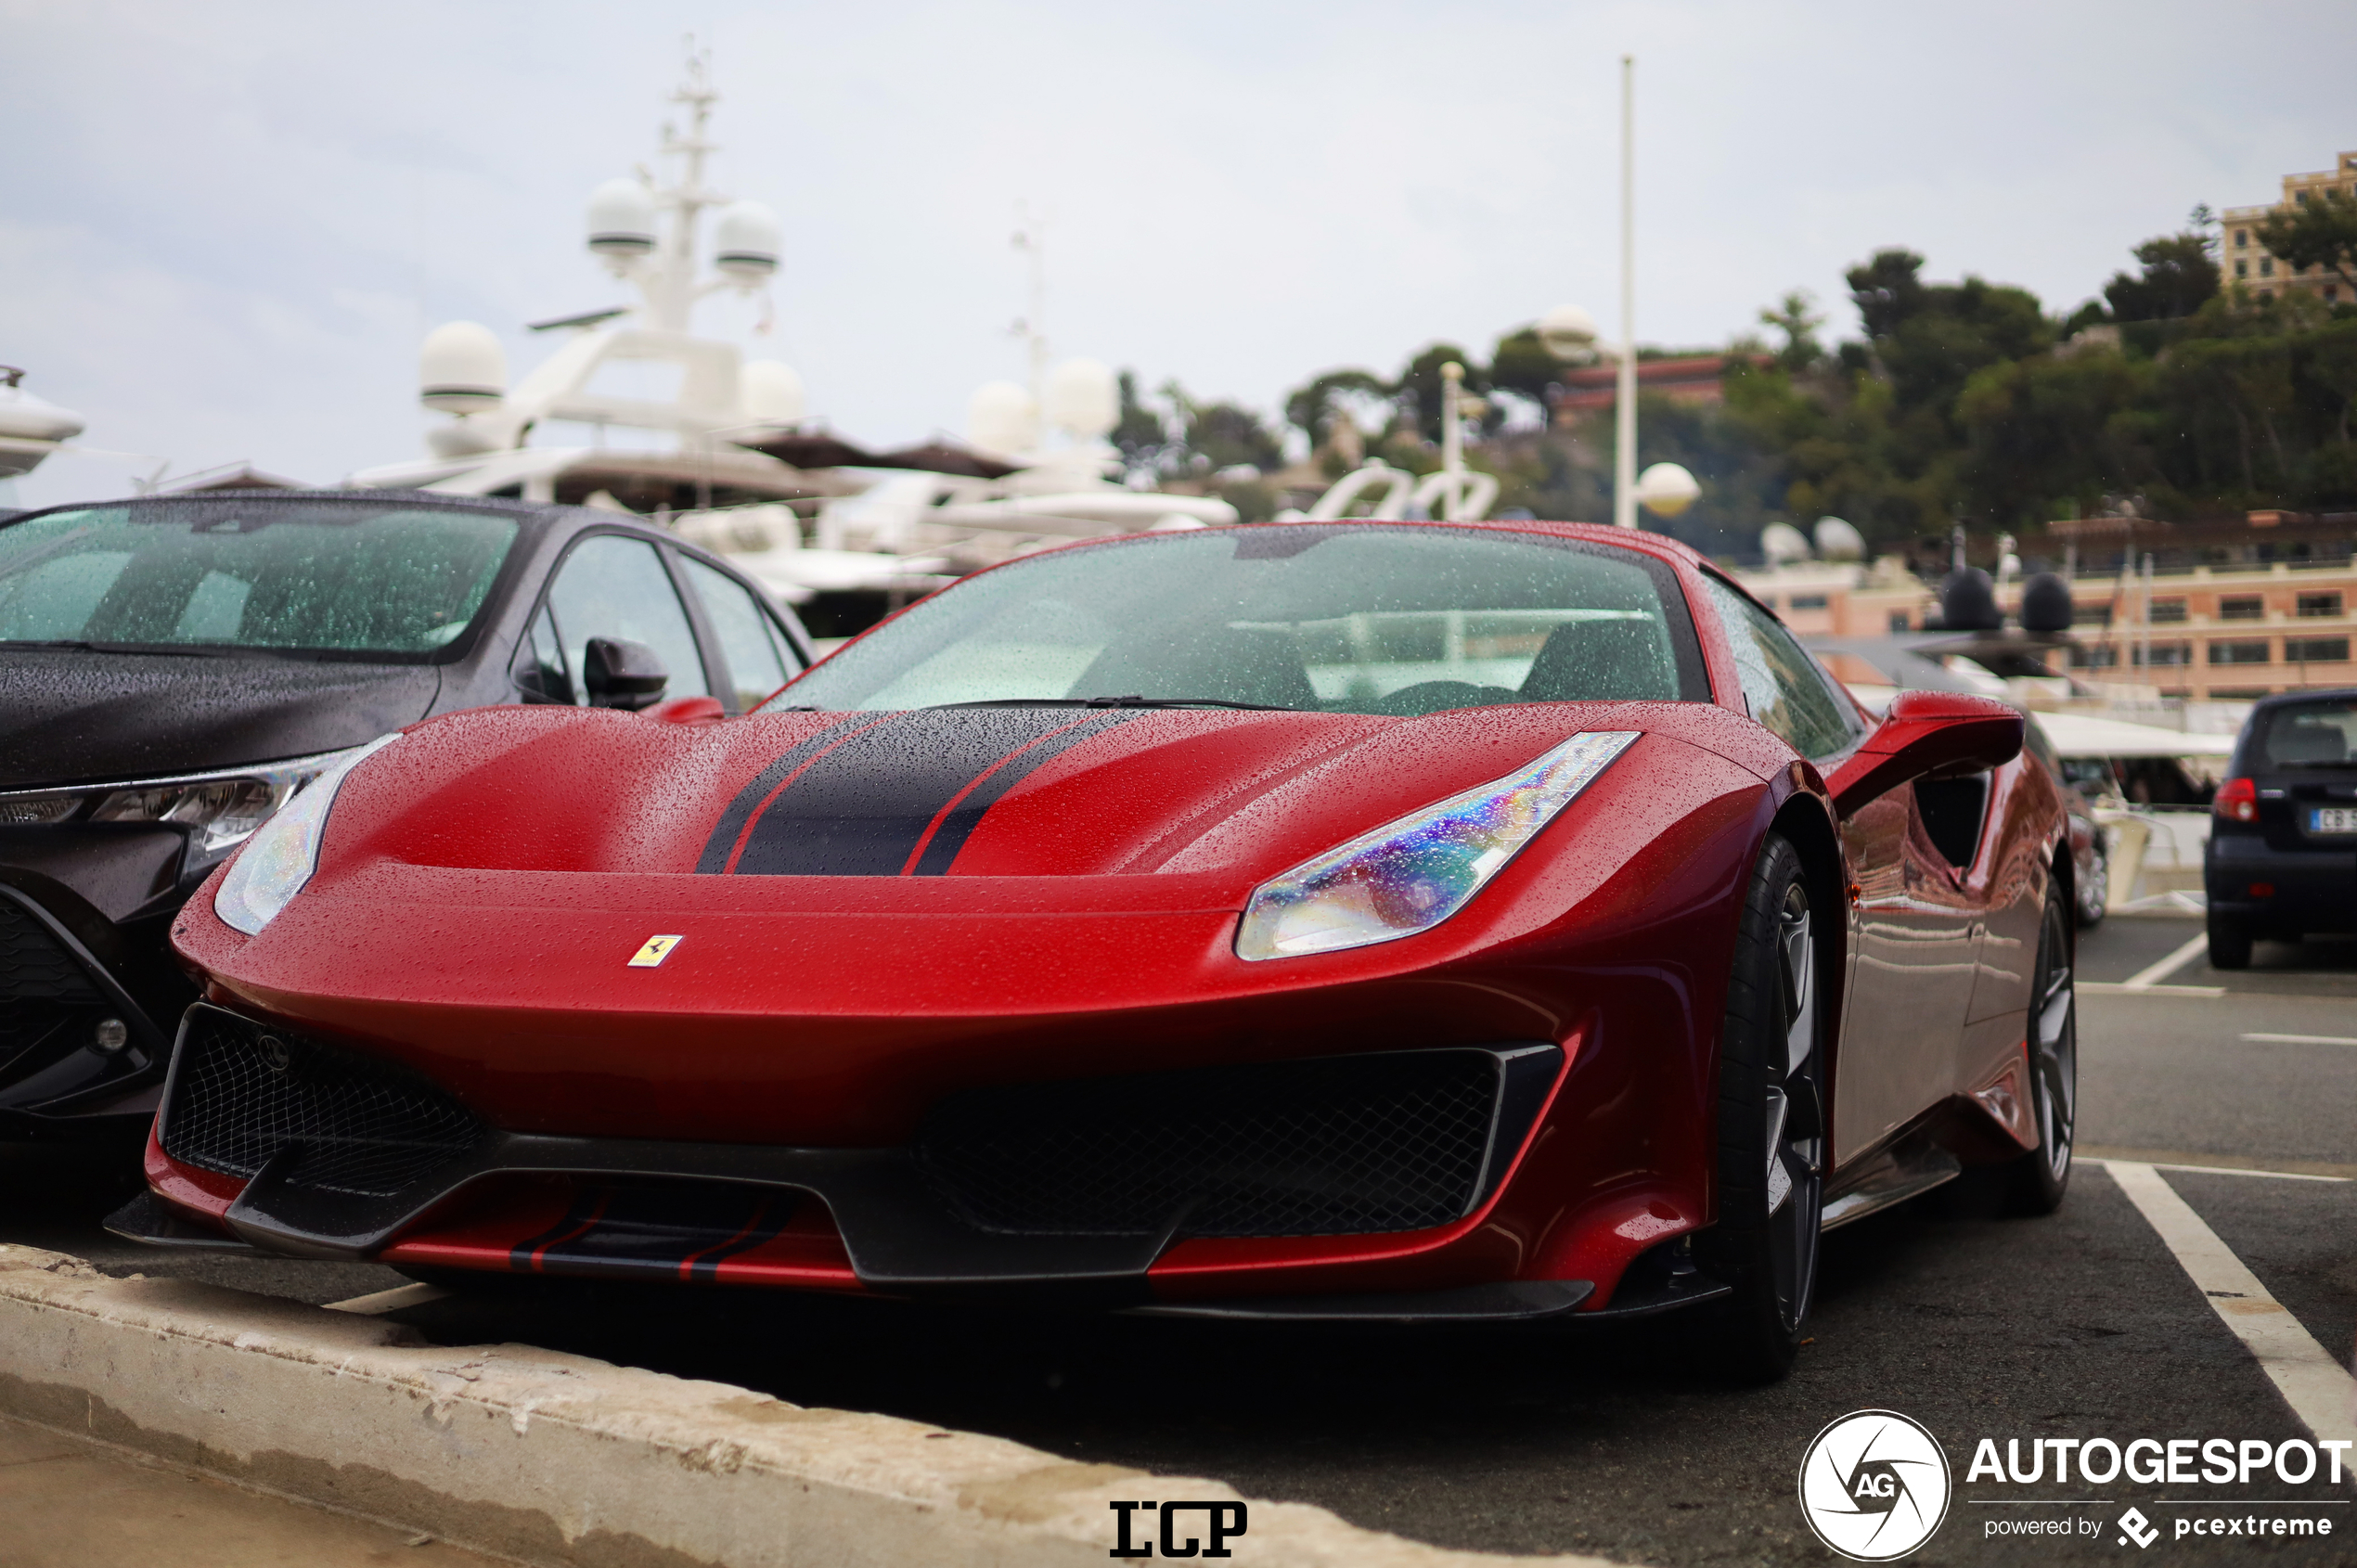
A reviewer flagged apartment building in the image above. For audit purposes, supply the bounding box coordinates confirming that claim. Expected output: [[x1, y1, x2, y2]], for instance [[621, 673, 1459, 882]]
[[2221, 150, 2357, 305]]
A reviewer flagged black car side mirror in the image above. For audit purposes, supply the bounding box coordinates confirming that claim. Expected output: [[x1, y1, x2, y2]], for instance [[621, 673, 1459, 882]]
[[583, 637, 670, 711]]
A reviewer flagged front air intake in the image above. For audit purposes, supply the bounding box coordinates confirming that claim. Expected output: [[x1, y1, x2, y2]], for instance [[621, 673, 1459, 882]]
[[916, 1047, 1550, 1240], [159, 1006, 484, 1198]]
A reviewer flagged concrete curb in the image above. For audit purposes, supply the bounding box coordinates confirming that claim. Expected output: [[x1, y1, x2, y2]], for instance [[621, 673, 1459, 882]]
[[0, 1247, 1629, 1568]]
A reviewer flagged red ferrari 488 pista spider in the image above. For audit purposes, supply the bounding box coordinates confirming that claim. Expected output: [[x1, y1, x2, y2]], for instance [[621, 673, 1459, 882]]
[[119, 519, 2075, 1379]]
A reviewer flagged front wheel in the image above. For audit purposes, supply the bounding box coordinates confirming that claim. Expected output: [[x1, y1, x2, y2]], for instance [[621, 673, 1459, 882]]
[[2006, 889, 2077, 1215], [1694, 832, 1824, 1382]]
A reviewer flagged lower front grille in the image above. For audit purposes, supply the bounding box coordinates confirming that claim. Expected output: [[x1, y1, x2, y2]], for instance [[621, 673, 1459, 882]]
[[160, 1008, 485, 1197], [916, 1049, 1506, 1240], [0, 895, 105, 1071]]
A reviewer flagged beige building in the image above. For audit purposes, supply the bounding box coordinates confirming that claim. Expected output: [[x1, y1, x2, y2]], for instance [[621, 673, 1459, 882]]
[[2221, 150, 2357, 306]]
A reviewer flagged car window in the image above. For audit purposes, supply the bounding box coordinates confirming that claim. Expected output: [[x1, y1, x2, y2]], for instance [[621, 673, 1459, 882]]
[[681, 557, 796, 711], [0, 501, 517, 656], [1700, 574, 1861, 760], [2249, 698, 2357, 770], [768, 524, 1708, 715], [542, 535, 708, 703]]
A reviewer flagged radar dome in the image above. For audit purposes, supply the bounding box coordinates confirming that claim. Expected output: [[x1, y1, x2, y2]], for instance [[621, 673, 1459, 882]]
[[2019, 572, 2074, 634], [1538, 304, 1599, 360], [968, 381, 1038, 456], [586, 179, 659, 263], [419, 322, 507, 414], [1045, 358, 1118, 440], [426, 420, 502, 458], [1761, 521, 1812, 566], [1938, 569, 2002, 632], [740, 360, 805, 425], [713, 200, 781, 286], [1814, 515, 1865, 560], [1636, 461, 1700, 519]]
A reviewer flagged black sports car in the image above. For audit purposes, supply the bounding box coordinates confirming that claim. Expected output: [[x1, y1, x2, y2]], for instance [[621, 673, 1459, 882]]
[[0, 489, 811, 1141]]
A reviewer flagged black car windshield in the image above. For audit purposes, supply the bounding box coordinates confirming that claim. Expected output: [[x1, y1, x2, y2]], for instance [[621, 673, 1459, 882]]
[[0, 499, 519, 658], [768, 524, 1708, 716], [2251, 697, 2357, 769]]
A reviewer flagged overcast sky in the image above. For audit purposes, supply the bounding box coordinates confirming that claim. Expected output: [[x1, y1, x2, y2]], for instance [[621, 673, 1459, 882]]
[[6, 0, 2353, 507]]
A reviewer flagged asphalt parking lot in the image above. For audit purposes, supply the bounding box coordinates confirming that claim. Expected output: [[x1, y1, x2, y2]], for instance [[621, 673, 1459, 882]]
[[6, 910, 2352, 1566]]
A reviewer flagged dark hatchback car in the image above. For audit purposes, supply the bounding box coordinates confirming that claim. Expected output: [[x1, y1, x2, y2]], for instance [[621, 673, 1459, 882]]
[[0, 489, 811, 1140], [2206, 689, 2357, 969]]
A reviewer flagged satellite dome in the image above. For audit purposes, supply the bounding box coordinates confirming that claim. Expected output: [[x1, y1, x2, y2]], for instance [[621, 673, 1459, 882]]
[[1814, 516, 1865, 561], [586, 179, 659, 263], [1761, 521, 1812, 566], [419, 322, 507, 415], [1635, 461, 1701, 519], [2019, 572, 2074, 634], [1538, 303, 1599, 360], [426, 420, 503, 458], [713, 200, 781, 285], [1939, 569, 2002, 632], [968, 381, 1038, 456], [1045, 358, 1118, 440], [740, 360, 805, 425]]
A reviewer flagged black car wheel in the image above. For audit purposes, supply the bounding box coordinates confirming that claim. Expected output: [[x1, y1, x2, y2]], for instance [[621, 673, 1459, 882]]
[[1695, 832, 1824, 1382], [2006, 888, 2077, 1215], [2207, 913, 2252, 970]]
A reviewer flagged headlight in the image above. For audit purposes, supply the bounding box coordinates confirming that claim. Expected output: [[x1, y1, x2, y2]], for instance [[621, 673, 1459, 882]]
[[0, 743, 387, 864], [213, 735, 402, 935], [1235, 730, 1639, 961]]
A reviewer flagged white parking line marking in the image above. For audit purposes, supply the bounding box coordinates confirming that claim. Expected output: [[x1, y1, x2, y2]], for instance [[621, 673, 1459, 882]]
[[322, 1282, 450, 1316], [2121, 932, 2212, 990], [2098, 1161, 2357, 1478], [2079, 982, 2226, 997], [2243, 1033, 2357, 1047], [2145, 1162, 2351, 1184]]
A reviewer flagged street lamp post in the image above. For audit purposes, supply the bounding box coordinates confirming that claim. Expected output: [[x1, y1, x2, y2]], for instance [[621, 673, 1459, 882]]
[[1614, 54, 1637, 531]]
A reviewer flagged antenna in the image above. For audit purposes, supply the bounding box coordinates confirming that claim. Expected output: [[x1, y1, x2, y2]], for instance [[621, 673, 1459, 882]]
[[1011, 202, 1049, 410]]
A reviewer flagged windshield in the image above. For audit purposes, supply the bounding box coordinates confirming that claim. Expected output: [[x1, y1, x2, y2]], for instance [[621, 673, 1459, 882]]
[[2250, 698, 2357, 770], [0, 499, 519, 658], [769, 524, 1708, 716]]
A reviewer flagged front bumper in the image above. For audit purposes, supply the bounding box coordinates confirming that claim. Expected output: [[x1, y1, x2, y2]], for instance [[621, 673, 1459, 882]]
[[122, 1004, 1576, 1305], [0, 877, 179, 1137]]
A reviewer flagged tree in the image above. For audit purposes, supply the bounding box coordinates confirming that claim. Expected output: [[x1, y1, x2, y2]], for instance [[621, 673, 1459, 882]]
[[1112, 369, 1172, 463], [2103, 232, 2220, 322], [1758, 289, 1825, 372], [1283, 368, 1390, 447], [1488, 327, 1562, 405], [1185, 400, 1284, 474], [2253, 189, 2357, 290], [1397, 343, 1484, 442]]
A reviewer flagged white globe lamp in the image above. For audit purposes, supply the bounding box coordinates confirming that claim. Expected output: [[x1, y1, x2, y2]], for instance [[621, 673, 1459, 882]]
[[1634, 461, 1700, 519], [1538, 303, 1599, 361]]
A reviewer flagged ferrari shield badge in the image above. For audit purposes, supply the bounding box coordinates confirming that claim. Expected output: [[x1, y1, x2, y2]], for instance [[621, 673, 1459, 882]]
[[627, 934, 684, 968]]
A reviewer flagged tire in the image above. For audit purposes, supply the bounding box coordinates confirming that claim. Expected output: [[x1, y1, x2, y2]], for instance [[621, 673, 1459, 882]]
[[2006, 888, 2077, 1215], [2207, 914, 2252, 970], [2075, 842, 2108, 929], [1694, 832, 1825, 1383]]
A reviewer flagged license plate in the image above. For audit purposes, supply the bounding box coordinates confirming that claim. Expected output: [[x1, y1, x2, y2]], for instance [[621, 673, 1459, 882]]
[[2312, 807, 2357, 834]]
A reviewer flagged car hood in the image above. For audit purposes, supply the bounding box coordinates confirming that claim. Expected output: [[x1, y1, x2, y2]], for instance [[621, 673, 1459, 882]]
[[322, 699, 1784, 894], [0, 649, 442, 788]]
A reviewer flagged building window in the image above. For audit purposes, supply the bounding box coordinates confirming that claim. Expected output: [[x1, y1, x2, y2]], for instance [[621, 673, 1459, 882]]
[[2069, 645, 2119, 669], [2261, 257, 2275, 276], [2220, 596, 2264, 621], [2297, 592, 2343, 618], [2235, 228, 2248, 248], [2151, 598, 2187, 623], [2139, 643, 2191, 667], [2235, 259, 2248, 278], [1887, 610, 1911, 633], [1788, 594, 1828, 610], [2210, 640, 2272, 665], [2286, 636, 2351, 663]]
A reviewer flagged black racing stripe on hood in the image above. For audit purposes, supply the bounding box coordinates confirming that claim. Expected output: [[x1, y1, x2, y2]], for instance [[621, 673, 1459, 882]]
[[908, 710, 1136, 875], [730, 708, 1138, 877], [695, 714, 876, 874]]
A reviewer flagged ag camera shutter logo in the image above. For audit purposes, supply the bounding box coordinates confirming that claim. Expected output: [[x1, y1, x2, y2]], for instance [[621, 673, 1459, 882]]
[[1798, 1409, 1952, 1561]]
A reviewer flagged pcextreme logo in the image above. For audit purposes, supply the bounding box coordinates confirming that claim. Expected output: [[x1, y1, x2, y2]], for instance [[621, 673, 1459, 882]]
[[1798, 1409, 1954, 1561]]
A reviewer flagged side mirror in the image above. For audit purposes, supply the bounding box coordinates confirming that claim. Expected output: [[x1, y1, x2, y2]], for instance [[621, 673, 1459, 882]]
[[1825, 689, 2022, 818], [583, 637, 670, 711]]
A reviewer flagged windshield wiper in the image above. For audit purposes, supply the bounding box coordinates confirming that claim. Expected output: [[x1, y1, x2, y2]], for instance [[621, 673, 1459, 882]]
[[929, 695, 1297, 712]]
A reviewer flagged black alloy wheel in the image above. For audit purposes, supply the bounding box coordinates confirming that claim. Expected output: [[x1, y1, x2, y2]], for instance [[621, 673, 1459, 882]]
[[1695, 832, 1825, 1382], [2006, 887, 2078, 1214]]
